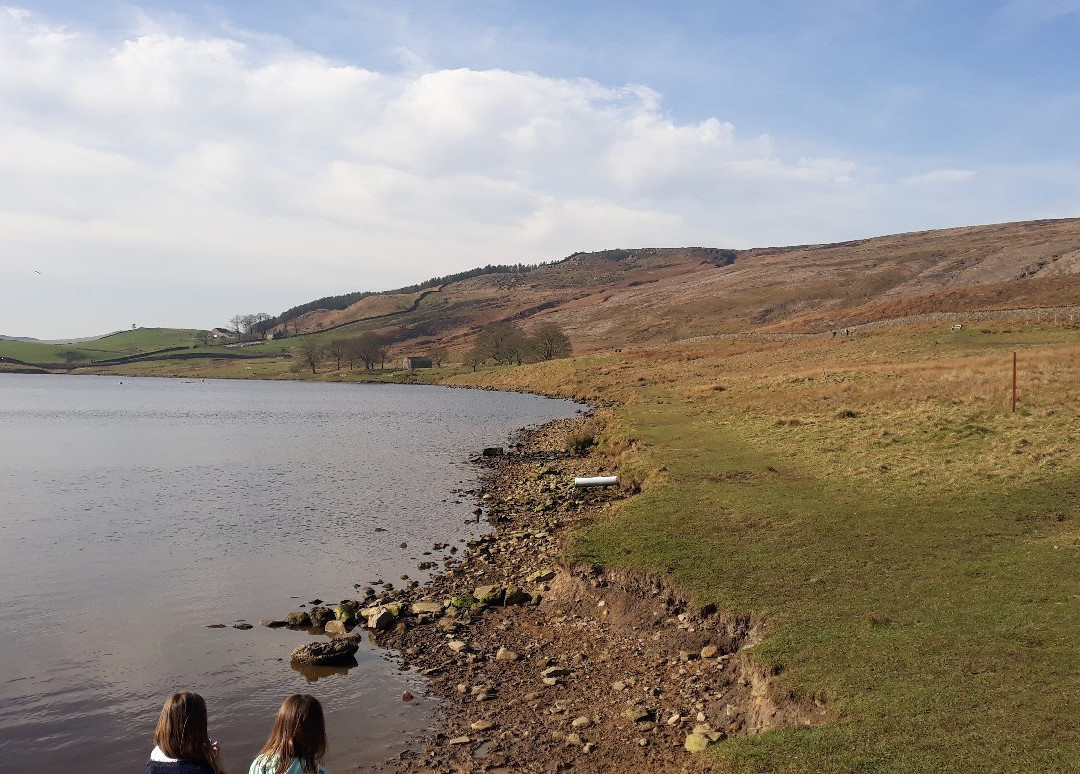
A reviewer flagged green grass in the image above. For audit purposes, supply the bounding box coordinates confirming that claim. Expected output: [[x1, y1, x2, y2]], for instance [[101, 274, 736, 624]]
[[572, 407, 1079, 771], [0, 328, 206, 364]]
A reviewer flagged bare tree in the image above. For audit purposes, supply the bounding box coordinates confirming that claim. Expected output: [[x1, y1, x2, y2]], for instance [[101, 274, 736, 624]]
[[464, 347, 486, 372], [353, 332, 383, 370], [529, 322, 572, 360], [229, 314, 247, 339], [194, 330, 211, 347], [377, 336, 392, 370], [229, 312, 274, 342], [249, 312, 273, 339], [430, 346, 449, 367], [297, 338, 323, 374], [476, 321, 526, 365], [326, 339, 347, 370], [343, 337, 361, 370]]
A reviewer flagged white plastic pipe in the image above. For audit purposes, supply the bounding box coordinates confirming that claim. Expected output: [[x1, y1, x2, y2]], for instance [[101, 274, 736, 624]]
[[573, 476, 618, 488]]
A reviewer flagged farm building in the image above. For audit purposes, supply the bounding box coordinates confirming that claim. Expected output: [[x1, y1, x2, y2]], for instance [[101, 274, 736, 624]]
[[403, 356, 433, 369]]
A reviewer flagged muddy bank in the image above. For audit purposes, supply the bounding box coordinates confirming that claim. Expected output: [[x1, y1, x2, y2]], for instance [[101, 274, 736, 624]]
[[338, 417, 827, 771]]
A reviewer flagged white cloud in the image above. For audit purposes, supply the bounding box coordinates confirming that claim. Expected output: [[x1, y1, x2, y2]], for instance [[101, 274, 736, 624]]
[[0, 7, 1069, 336], [901, 169, 977, 185]]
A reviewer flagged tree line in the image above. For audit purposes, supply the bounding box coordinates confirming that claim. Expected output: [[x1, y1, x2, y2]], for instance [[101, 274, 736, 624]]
[[291, 320, 571, 374], [464, 321, 571, 371]]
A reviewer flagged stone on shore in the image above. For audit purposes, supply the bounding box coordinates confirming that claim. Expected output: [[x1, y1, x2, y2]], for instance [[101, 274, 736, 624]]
[[290, 638, 359, 666], [333, 604, 356, 623], [449, 593, 478, 609], [365, 606, 397, 631], [503, 586, 532, 606], [527, 569, 557, 583], [324, 620, 348, 636], [260, 619, 287, 628], [684, 733, 710, 753], [474, 584, 506, 606], [307, 606, 335, 627], [495, 647, 520, 662], [284, 611, 311, 627], [622, 705, 652, 723], [541, 666, 572, 679], [411, 601, 444, 615]]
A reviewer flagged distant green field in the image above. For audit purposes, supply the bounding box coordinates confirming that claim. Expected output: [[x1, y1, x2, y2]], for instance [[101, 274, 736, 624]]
[[0, 328, 208, 365]]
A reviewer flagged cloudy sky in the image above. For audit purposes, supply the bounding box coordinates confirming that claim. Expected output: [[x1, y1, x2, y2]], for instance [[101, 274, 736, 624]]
[[2, 1, 1078, 338]]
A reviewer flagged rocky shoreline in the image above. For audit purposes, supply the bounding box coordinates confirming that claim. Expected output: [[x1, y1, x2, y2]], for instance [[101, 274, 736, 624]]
[[269, 416, 825, 772]]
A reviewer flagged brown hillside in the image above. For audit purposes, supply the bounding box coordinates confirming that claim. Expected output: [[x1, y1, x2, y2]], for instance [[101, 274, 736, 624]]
[[290, 218, 1080, 353]]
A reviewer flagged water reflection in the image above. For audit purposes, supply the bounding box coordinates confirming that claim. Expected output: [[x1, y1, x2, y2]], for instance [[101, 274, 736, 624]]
[[291, 661, 358, 683]]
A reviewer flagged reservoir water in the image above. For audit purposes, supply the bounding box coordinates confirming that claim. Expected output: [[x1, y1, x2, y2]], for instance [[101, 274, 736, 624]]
[[0, 374, 579, 772]]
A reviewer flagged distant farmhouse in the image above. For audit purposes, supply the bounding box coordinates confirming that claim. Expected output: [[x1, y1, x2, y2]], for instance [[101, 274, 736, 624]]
[[403, 356, 433, 369], [210, 328, 231, 338]]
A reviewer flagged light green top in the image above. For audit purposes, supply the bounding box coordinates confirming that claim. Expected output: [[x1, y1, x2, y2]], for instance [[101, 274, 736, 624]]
[[248, 754, 328, 774]]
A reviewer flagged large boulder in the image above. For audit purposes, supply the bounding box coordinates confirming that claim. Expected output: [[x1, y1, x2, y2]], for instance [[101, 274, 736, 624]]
[[307, 606, 335, 627], [290, 638, 359, 666]]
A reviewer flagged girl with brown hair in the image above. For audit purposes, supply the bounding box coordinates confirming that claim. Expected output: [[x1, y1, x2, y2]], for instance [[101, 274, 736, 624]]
[[146, 691, 226, 774], [248, 694, 328, 774]]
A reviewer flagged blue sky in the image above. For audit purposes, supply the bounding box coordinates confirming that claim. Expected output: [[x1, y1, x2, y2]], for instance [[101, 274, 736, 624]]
[[2, 0, 1078, 337]]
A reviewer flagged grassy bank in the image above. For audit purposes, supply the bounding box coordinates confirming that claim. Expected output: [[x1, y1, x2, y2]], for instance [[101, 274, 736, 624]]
[[58, 319, 1080, 771], [445, 322, 1080, 772]]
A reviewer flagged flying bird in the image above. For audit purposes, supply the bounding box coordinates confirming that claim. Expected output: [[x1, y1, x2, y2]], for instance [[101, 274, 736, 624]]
[[33, 269, 41, 275]]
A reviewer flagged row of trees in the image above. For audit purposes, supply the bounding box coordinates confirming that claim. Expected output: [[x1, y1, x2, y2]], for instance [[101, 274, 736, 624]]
[[228, 312, 274, 341], [296, 332, 395, 374], [463, 321, 571, 370], [290, 321, 571, 374]]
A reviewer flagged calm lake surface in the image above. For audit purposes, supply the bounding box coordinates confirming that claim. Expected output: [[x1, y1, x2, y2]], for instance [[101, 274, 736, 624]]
[[0, 374, 579, 772]]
